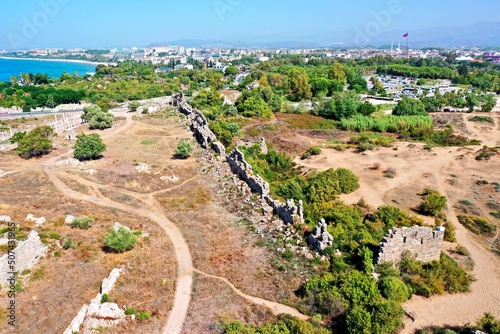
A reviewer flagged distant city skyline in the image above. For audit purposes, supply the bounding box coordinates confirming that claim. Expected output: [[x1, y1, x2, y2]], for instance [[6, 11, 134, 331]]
[[1, 0, 500, 50]]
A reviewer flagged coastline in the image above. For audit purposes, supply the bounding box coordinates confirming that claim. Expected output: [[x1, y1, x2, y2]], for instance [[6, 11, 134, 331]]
[[0, 56, 115, 66]]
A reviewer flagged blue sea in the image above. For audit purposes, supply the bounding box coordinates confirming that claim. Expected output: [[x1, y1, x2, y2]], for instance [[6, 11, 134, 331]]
[[0, 58, 97, 82]]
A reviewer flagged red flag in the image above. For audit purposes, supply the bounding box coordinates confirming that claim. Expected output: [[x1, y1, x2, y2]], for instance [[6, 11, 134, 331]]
[[403, 33, 409, 38]]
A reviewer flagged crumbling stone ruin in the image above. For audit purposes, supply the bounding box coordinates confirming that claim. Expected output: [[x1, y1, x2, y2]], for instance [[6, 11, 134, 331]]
[[265, 198, 304, 225], [211, 141, 226, 157], [308, 218, 334, 252], [0, 220, 48, 287], [173, 92, 216, 148], [173, 95, 304, 231], [64, 267, 125, 334], [227, 148, 271, 196], [236, 137, 268, 154], [377, 226, 445, 264]]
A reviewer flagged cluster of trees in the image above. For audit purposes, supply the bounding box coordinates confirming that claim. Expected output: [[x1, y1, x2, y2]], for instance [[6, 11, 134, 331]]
[[12, 125, 55, 158], [0, 82, 84, 109], [312, 91, 376, 120]]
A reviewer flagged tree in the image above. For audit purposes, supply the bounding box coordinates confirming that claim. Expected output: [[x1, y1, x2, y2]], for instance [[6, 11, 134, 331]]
[[392, 97, 427, 116], [224, 66, 238, 75], [73, 133, 106, 161], [17, 125, 55, 158], [357, 102, 376, 116], [175, 140, 193, 158], [22, 105, 31, 113], [82, 105, 115, 130], [329, 60, 347, 85], [104, 227, 137, 253], [288, 67, 312, 101], [10, 132, 26, 144], [128, 101, 140, 112]]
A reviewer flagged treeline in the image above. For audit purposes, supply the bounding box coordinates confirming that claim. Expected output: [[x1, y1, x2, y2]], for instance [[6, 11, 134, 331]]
[[0, 82, 84, 108]]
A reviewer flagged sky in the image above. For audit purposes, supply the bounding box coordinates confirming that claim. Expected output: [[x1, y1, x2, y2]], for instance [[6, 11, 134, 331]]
[[0, 0, 499, 49]]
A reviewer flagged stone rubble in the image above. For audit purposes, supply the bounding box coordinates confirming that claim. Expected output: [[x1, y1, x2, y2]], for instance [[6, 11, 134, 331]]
[[26, 213, 46, 227], [0, 227, 48, 287], [64, 267, 125, 334], [134, 163, 151, 173]]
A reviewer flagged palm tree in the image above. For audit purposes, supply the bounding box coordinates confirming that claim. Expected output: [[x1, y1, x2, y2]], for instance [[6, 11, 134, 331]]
[[9, 76, 18, 85]]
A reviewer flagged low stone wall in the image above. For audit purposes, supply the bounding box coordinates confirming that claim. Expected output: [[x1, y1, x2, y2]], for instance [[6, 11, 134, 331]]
[[377, 226, 445, 264], [226, 148, 270, 196], [0, 228, 48, 287], [173, 93, 216, 148]]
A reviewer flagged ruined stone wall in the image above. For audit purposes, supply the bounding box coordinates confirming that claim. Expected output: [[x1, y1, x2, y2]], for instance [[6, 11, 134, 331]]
[[226, 148, 270, 196], [0, 229, 48, 287], [309, 219, 333, 251], [173, 93, 216, 148], [174, 94, 304, 226], [377, 226, 445, 264]]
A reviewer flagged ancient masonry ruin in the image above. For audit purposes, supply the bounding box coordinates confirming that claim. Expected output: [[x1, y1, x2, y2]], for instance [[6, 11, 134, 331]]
[[0, 217, 48, 287], [308, 219, 333, 251], [173, 93, 304, 227], [64, 267, 125, 334], [173, 92, 218, 149], [377, 226, 445, 264]]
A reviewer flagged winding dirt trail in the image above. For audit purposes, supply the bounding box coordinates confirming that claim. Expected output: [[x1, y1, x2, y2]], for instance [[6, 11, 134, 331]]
[[42, 113, 194, 334], [194, 269, 310, 320], [34, 112, 308, 333]]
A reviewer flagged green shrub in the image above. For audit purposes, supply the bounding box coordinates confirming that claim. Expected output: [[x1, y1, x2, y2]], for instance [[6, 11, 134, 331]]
[[175, 140, 193, 158], [63, 238, 74, 250], [378, 277, 412, 303], [491, 212, 500, 219], [74, 133, 106, 161], [49, 232, 60, 239], [418, 188, 447, 216], [137, 311, 150, 321], [455, 245, 470, 256], [101, 293, 108, 303], [71, 216, 93, 230], [104, 227, 137, 253], [125, 307, 137, 315], [457, 215, 496, 235], [459, 199, 474, 206], [301, 146, 322, 160]]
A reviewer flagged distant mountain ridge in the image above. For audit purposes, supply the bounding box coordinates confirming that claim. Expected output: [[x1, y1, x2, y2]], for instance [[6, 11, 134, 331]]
[[150, 21, 500, 49]]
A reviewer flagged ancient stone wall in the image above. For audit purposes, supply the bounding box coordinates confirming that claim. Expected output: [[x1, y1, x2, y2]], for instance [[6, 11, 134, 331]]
[[173, 93, 216, 148], [226, 148, 270, 196], [377, 226, 445, 264], [0, 229, 48, 287], [174, 95, 304, 226]]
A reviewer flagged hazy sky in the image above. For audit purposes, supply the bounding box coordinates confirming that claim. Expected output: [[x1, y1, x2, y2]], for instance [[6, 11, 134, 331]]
[[1, 0, 499, 49]]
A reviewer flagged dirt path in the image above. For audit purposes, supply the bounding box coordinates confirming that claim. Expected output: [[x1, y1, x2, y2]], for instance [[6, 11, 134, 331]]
[[41, 114, 194, 334], [194, 269, 310, 320]]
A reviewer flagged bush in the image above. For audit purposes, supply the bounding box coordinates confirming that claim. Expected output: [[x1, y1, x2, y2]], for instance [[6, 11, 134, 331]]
[[301, 146, 322, 160], [137, 311, 150, 321], [175, 140, 194, 158], [104, 227, 137, 253], [392, 97, 427, 116], [457, 215, 496, 235], [128, 101, 140, 112], [378, 277, 412, 302], [418, 188, 447, 216], [125, 307, 136, 315], [62, 238, 74, 250], [73, 133, 106, 161], [17, 125, 55, 158], [101, 293, 108, 303], [71, 216, 93, 230]]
